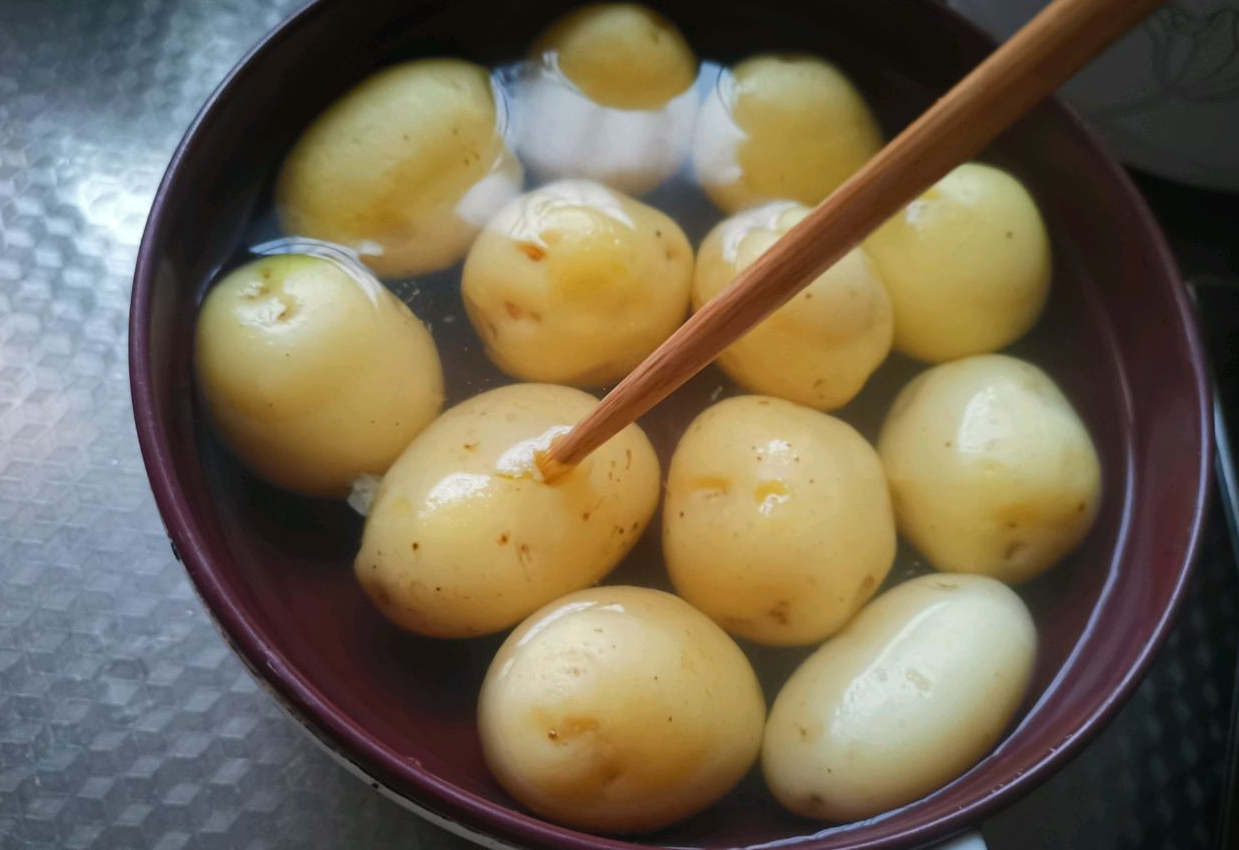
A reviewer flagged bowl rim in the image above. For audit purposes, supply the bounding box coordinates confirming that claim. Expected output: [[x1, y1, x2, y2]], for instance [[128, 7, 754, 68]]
[[128, 1, 1214, 848]]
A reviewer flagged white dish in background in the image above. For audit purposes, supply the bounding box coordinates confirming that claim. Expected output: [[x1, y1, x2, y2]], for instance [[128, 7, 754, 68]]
[[948, 0, 1239, 192]]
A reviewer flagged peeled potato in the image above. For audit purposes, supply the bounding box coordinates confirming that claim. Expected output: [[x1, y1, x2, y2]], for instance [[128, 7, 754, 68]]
[[694, 201, 893, 410], [693, 54, 882, 214], [479, 586, 765, 833], [663, 395, 896, 646], [194, 253, 443, 497], [763, 573, 1036, 821], [864, 162, 1051, 362], [276, 58, 522, 279], [462, 180, 693, 387], [354, 384, 660, 638], [533, 3, 697, 110], [878, 355, 1101, 583]]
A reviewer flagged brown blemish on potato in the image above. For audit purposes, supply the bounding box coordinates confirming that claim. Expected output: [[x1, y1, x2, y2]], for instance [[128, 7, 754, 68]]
[[517, 241, 546, 261], [498, 533, 510, 545], [852, 574, 877, 608], [1005, 540, 1026, 560], [411, 542, 420, 553], [582, 511, 591, 521], [519, 543, 532, 564], [504, 301, 524, 319], [463, 441, 478, 451], [768, 600, 790, 625], [693, 476, 731, 498]]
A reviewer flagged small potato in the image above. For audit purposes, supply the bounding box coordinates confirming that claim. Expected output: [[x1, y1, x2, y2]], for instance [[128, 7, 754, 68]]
[[864, 163, 1051, 362], [694, 201, 893, 410], [693, 54, 882, 214], [763, 573, 1036, 821], [355, 384, 660, 638], [479, 586, 765, 833], [878, 355, 1101, 583], [276, 58, 522, 279], [532, 3, 697, 110], [194, 253, 443, 497], [664, 395, 895, 646], [462, 180, 693, 387]]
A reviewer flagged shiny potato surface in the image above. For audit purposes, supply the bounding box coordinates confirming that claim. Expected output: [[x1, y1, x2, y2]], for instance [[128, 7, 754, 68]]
[[462, 180, 693, 387], [355, 383, 660, 638], [693, 201, 893, 410], [878, 354, 1102, 583], [864, 162, 1051, 362], [195, 253, 443, 496], [693, 53, 882, 214], [479, 586, 765, 833], [276, 58, 522, 279], [664, 395, 896, 646], [533, 3, 697, 110], [763, 573, 1036, 821]]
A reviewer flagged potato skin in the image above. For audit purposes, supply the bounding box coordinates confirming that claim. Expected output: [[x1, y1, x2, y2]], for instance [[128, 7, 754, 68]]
[[878, 354, 1101, 583], [462, 180, 693, 387], [693, 201, 893, 410], [479, 586, 765, 833], [864, 162, 1051, 362], [276, 58, 522, 279], [663, 395, 896, 646], [693, 54, 882, 214], [194, 254, 443, 496], [762, 573, 1036, 821], [533, 3, 698, 110], [354, 384, 660, 638]]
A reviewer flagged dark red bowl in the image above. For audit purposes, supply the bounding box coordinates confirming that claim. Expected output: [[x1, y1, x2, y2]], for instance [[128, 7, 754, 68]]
[[129, 1, 1212, 848]]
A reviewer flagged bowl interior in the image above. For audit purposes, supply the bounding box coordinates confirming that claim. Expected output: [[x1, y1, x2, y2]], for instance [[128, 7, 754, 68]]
[[132, 1, 1209, 848]]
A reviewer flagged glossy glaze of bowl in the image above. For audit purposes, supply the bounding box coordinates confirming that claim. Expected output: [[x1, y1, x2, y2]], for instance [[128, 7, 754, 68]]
[[129, 1, 1212, 848]]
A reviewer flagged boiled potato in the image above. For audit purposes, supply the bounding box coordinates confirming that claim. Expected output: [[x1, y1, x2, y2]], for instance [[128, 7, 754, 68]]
[[195, 253, 443, 497], [693, 54, 882, 214], [479, 586, 765, 833], [276, 58, 522, 279], [355, 384, 660, 638], [694, 201, 893, 410], [878, 355, 1101, 583], [462, 180, 693, 387], [864, 163, 1051, 362], [763, 573, 1036, 821], [532, 3, 697, 110], [664, 395, 895, 646]]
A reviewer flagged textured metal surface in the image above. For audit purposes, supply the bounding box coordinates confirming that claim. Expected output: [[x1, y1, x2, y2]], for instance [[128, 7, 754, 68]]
[[0, 0, 1235, 848]]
